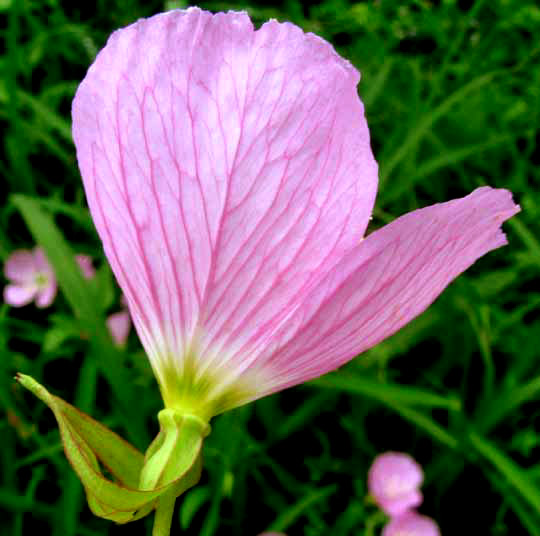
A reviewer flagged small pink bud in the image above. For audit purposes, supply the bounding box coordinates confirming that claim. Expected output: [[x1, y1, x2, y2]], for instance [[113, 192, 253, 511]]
[[368, 452, 423, 517], [75, 254, 96, 279], [382, 511, 441, 536], [106, 310, 131, 346]]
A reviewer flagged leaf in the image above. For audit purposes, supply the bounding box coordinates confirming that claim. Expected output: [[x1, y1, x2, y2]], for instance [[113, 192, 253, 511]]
[[509, 217, 540, 269], [42, 320, 81, 353], [180, 486, 211, 530], [469, 430, 540, 513], [267, 485, 337, 532], [380, 71, 499, 186], [383, 134, 514, 204], [395, 405, 458, 449], [17, 375, 206, 524], [311, 372, 461, 411], [17, 90, 72, 143]]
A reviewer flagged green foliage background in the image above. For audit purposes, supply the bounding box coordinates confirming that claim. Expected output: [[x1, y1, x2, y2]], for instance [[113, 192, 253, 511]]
[[1, 0, 539, 534]]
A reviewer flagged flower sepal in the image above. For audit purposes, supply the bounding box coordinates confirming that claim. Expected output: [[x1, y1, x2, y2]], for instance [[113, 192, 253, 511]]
[[16, 374, 209, 527], [140, 408, 210, 492]]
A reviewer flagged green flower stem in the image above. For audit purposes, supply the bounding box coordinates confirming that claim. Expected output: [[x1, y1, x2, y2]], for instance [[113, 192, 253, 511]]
[[139, 409, 210, 491], [153, 490, 177, 536], [141, 409, 211, 536]]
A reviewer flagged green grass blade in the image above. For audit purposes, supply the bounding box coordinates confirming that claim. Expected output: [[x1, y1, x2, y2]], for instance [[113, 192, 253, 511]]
[[383, 134, 515, 204], [267, 484, 337, 532], [0, 488, 53, 515], [477, 376, 540, 434], [509, 217, 540, 269], [380, 71, 498, 187], [469, 431, 540, 513], [57, 357, 98, 536], [17, 90, 72, 143], [394, 405, 458, 449], [275, 391, 335, 440], [362, 57, 394, 108], [311, 373, 461, 411]]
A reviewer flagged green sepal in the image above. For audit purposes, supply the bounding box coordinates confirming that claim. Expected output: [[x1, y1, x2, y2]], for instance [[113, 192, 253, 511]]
[[140, 409, 209, 490], [17, 374, 209, 525]]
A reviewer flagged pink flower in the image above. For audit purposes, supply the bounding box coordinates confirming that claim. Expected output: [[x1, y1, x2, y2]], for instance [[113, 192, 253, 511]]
[[368, 452, 423, 516], [72, 8, 519, 420], [3, 247, 57, 308], [382, 511, 441, 536], [106, 310, 131, 346], [75, 254, 96, 279]]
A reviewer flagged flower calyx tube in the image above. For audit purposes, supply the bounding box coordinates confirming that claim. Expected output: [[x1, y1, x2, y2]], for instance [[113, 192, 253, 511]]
[[16, 373, 210, 533], [140, 408, 210, 536], [140, 408, 210, 492]]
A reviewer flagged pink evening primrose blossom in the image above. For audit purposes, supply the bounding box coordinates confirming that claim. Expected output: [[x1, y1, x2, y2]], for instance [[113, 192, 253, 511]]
[[368, 452, 423, 517], [72, 8, 520, 421], [382, 511, 441, 536], [4, 247, 57, 308]]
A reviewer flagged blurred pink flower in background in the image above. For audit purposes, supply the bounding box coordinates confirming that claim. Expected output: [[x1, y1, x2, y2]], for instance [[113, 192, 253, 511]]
[[75, 254, 96, 279], [382, 511, 441, 536], [368, 452, 423, 516], [3, 247, 57, 308], [3, 248, 131, 346], [106, 310, 131, 346], [72, 7, 520, 420]]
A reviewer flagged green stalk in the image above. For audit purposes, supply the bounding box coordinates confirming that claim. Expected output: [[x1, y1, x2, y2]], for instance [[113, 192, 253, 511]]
[[153, 491, 177, 536]]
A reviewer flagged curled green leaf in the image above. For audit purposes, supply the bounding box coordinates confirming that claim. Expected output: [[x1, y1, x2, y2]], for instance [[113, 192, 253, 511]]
[[16, 374, 209, 525]]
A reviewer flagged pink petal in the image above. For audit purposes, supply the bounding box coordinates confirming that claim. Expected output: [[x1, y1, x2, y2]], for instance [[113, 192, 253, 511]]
[[72, 9, 377, 390], [382, 511, 441, 536], [255, 187, 519, 394], [4, 284, 38, 307], [4, 250, 38, 284], [368, 452, 424, 517], [75, 254, 96, 279], [33, 247, 54, 277], [380, 489, 423, 518], [35, 279, 57, 308], [106, 310, 131, 346]]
